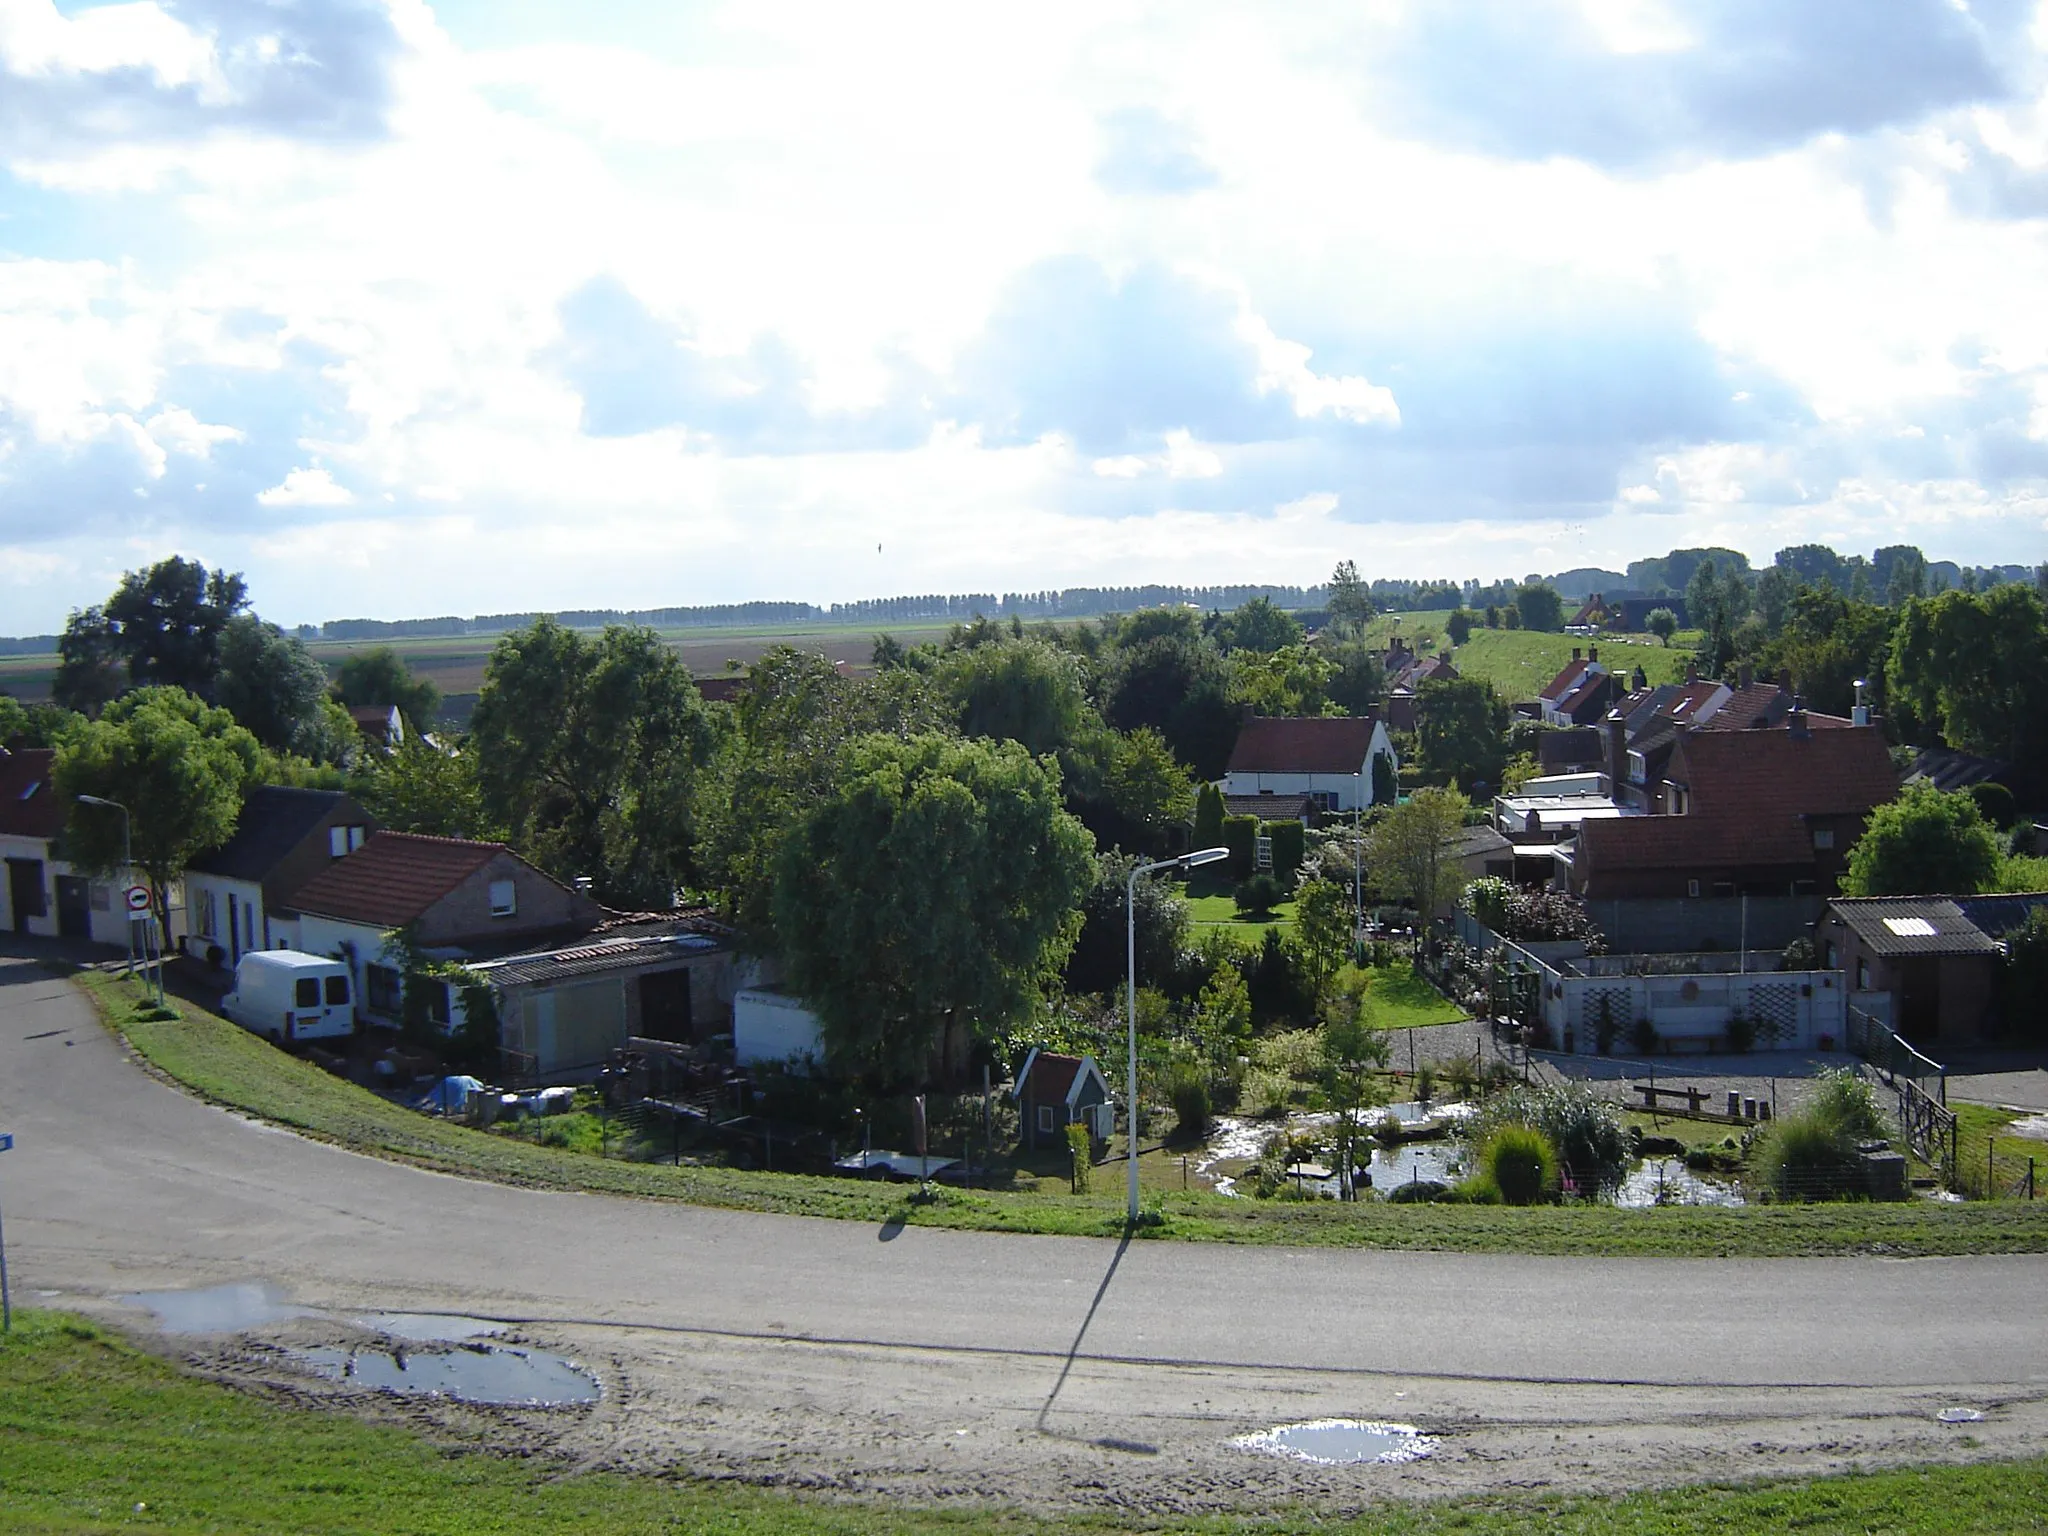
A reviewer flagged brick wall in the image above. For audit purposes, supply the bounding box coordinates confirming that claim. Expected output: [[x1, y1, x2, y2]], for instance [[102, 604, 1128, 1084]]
[[418, 852, 599, 946]]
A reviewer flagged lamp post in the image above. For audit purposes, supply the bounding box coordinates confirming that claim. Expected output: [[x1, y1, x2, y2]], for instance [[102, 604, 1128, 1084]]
[[1127, 845, 1229, 1223], [75, 795, 134, 979]]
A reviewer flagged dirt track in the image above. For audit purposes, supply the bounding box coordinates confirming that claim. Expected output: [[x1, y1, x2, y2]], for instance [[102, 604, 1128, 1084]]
[[5, 953, 2045, 1514]]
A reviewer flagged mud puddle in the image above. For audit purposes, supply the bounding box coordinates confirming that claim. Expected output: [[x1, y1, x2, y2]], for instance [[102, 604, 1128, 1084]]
[[1235, 1418, 1438, 1464]]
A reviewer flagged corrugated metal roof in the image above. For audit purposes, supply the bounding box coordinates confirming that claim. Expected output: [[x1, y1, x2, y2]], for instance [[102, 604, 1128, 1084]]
[[1828, 898, 2001, 957], [476, 932, 722, 986]]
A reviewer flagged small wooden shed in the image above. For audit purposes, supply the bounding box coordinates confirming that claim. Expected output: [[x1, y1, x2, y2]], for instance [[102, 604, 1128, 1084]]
[[1012, 1048, 1114, 1153]]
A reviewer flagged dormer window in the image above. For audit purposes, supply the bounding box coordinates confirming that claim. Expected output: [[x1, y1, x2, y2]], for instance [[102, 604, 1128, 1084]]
[[489, 879, 517, 918]]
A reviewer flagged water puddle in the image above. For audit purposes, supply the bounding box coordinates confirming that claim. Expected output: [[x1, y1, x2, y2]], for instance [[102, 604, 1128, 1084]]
[[124, 1282, 316, 1334], [1235, 1418, 1437, 1465], [1937, 1407, 1985, 1424], [291, 1342, 599, 1407], [356, 1312, 506, 1342], [1615, 1157, 1745, 1208]]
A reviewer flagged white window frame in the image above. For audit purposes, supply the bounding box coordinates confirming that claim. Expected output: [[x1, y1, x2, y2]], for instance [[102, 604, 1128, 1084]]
[[489, 878, 517, 918], [1037, 1105, 1055, 1134]]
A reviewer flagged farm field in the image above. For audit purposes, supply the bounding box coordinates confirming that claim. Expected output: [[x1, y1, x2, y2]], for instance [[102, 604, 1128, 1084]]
[[1362, 610, 1695, 701]]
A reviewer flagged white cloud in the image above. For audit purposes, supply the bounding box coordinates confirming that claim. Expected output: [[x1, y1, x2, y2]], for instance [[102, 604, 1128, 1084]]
[[257, 467, 353, 507]]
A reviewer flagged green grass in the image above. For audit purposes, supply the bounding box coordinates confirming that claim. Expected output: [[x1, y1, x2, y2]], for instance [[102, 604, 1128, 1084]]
[[1363, 963, 1466, 1030], [6, 1312, 2048, 1536], [1447, 629, 1692, 703], [68, 969, 2048, 1256]]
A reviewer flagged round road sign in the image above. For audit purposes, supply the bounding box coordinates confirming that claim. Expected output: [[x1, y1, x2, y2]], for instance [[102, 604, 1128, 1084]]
[[124, 886, 151, 913]]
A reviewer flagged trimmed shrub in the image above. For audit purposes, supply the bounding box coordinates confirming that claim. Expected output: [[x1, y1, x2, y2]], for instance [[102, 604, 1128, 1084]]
[[1222, 814, 1259, 880], [1481, 1124, 1558, 1205], [1194, 781, 1226, 851], [1234, 872, 1284, 916], [1471, 1081, 1631, 1193], [1265, 819, 1305, 885], [1725, 1011, 1756, 1054], [1170, 1074, 1212, 1140]]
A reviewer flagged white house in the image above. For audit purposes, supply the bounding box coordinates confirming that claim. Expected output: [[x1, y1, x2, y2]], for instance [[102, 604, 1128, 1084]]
[[181, 786, 373, 970], [0, 745, 143, 947], [1221, 715, 1397, 815]]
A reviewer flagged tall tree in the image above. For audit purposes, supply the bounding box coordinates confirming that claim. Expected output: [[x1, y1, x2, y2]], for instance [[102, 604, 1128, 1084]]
[[1842, 783, 2001, 897], [1366, 785, 1470, 949], [1100, 726, 1196, 857], [1327, 559, 1375, 632], [56, 557, 250, 705], [1887, 586, 2048, 772], [215, 615, 331, 755], [1214, 595, 1303, 654], [773, 732, 1095, 1088], [470, 620, 716, 909], [1416, 677, 1507, 793], [54, 687, 259, 939], [332, 646, 442, 731], [1512, 583, 1565, 633], [938, 637, 1093, 758], [51, 606, 127, 713], [350, 734, 499, 840], [1064, 849, 1193, 997], [1100, 630, 1240, 780], [1317, 970, 1390, 1200], [1686, 558, 1748, 679]]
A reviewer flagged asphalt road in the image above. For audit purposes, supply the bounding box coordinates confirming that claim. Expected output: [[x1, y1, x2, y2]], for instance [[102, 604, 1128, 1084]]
[[1, 951, 2039, 1389], [4, 951, 2046, 1507]]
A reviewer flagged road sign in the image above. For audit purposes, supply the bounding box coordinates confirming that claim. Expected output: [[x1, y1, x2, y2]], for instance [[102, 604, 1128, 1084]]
[[0, 1133, 11, 1152], [125, 886, 151, 913]]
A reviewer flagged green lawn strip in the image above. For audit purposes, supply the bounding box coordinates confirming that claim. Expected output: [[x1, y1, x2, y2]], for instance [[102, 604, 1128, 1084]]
[[1446, 630, 1690, 703], [5, 1313, 2047, 1536], [68, 969, 2048, 1255], [1951, 1103, 2046, 1195], [1364, 965, 1466, 1030]]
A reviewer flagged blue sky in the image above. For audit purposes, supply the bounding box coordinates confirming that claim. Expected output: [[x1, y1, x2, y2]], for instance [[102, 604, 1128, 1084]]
[[2, 0, 2045, 630]]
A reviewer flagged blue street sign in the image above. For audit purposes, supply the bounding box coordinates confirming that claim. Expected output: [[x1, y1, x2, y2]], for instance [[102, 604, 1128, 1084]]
[[0, 1133, 11, 1152]]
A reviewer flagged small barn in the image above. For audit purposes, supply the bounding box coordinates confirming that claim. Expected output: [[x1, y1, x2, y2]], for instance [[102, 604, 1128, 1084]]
[[1012, 1048, 1114, 1153]]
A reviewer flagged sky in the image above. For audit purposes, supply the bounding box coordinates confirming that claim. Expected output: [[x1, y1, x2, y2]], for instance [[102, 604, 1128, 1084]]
[[2, 0, 2046, 632]]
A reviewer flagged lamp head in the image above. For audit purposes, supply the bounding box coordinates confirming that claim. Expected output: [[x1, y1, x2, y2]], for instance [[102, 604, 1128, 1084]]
[[1183, 847, 1229, 869], [76, 795, 119, 809]]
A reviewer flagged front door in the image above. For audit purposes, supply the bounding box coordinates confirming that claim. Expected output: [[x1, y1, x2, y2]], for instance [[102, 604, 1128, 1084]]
[[6, 858, 45, 933], [54, 875, 91, 939], [639, 968, 693, 1042], [1899, 958, 1941, 1046]]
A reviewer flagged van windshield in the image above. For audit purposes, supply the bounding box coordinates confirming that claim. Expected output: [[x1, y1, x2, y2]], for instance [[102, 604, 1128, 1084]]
[[324, 976, 350, 1006], [294, 978, 320, 1008]]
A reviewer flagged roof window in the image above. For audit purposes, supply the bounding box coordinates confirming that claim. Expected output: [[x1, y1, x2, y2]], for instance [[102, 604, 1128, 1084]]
[[1883, 916, 1937, 938]]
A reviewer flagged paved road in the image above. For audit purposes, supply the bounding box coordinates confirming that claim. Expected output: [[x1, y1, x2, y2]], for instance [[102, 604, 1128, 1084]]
[[3, 952, 2045, 1506]]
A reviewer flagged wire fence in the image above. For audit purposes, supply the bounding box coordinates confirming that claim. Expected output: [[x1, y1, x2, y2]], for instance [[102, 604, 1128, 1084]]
[[1952, 1134, 2040, 1202]]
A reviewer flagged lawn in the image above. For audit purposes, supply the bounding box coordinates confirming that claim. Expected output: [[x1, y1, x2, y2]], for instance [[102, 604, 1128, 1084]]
[[5, 1312, 2048, 1536], [1363, 963, 1466, 1029], [1175, 871, 1296, 935], [1446, 628, 1693, 703], [65, 968, 2048, 1257]]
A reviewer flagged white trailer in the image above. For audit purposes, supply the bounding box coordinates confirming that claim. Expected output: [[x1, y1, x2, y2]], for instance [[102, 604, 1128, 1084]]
[[222, 949, 356, 1043]]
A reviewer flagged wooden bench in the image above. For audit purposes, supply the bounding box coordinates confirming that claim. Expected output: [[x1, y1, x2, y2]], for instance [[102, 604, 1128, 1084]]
[[1635, 1083, 1708, 1115]]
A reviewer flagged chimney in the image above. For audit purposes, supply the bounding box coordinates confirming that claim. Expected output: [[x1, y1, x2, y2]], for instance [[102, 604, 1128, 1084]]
[[1588, 645, 1599, 664], [1852, 677, 1872, 728], [1738, 662, 1753, 691], [1605, 707, 1627, 795], [1787, 695, 1810, 739], [1572, 646, 1582, 662], [1686, 661, 1698, 683]]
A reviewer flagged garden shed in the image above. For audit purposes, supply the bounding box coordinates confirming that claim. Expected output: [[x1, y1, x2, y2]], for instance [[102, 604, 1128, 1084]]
[[1012, 1048, 1114, 1152]]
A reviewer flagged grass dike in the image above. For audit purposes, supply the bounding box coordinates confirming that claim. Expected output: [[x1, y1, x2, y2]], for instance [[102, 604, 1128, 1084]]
[[67, 966, 2048, 1259]]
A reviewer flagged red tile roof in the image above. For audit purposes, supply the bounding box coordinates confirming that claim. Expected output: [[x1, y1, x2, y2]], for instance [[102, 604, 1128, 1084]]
[[0, 748, 67, 840], [286, 831, 509, 927], [1020, 1050, 1084, 1105], [1539, 658, 1592, 702], [1227, 716, 1378, 775]]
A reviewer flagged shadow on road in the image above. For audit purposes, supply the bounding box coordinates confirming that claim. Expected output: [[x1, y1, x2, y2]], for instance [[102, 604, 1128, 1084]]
[[1034, 1228, 1156, 1454]]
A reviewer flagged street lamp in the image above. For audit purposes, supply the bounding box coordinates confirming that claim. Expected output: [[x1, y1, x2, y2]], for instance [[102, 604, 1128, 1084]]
[[76, 795, 157, 1006], [1127, 845, 1229, 1222]]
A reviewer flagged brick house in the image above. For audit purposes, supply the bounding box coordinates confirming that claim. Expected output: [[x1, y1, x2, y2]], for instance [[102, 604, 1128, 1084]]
[[1570, 713, 1899, 900], [1222, 715, 1397, 815], [0, 745, 140, 945]]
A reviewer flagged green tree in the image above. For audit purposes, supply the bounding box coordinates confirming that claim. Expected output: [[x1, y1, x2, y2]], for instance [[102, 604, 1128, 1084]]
[[332, 646, 442, 732], [54, 687, 259, 938], [1193, 780, 1225, 851], [695, 646, 949, 947], [0, 697, 84, 749], [772, 732, 1095, 1088], [1444, 610, 1473, 646], [938, 636, 1092, 758], [51, 607, 126, 713], [1327, 559, 1375, 632], [1323, 636, 1386, 717], [1100, 630, 1240, 779], [1416, 677, 1507, 793], [1366, 785, 1469, 946], [1687, 558, 1750, 679], [1842, 782, 2001, 897], [351, 734, 499, 840], [470, 620, 716, 909], [1372, 747, 1398, 807], [1063, 849, 1192, 996], [1317, 968, 1390, 1200], [1887, 586, 2048, 770], [1645, 607, 1678, 647], [54, 557, 251, 710], [215, 615, 331, 755], [1228, 642, 1335, 717], [1513, 583, 1565, 633], [1293, 875, 1354, 996], [1215, 595, 1303, 654], [1102, 726, 1196, 856]]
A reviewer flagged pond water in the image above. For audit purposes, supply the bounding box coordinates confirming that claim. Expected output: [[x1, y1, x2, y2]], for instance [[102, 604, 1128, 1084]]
[[1614, 1157, 1744, 1208], [291, 1342, 599, 1406], [1200, 1109, 1473, 1198], [1234, 1419, 1437, 1464]]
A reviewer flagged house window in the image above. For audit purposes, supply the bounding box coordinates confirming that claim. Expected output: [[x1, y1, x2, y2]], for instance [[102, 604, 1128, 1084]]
[[330, 826, 348, 858], [348, 825, 366, 851], [1037, 1105, 1055, 1133], [197, 890, 217, 940], [294, 978, 320, 1008], [1686, 879, 1701, 898], [426, 982, 451, 1027], [1823, 940, 1836, 968], [1713, 881, 1735, 898], [1812, 827, 1835, 850], [366, 964, 403, 1017], [1856, 957, 1869, 989], [489, 879, 517, 917]]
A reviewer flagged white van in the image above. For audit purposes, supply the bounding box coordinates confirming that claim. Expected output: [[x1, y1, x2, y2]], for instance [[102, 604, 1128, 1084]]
[[223, 950, 356, 1043]]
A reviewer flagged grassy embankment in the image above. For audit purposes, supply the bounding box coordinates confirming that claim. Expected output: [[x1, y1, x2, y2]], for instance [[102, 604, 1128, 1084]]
[[4, 1312, 2045, 1536], [69, 969, 2048, 1257]]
